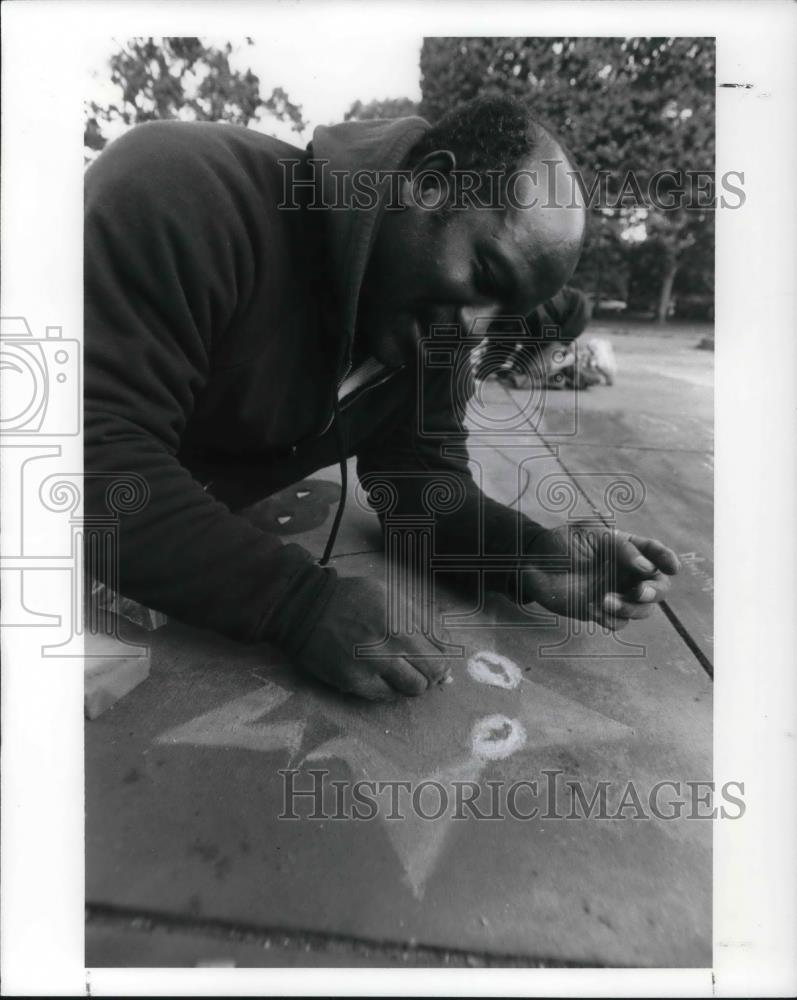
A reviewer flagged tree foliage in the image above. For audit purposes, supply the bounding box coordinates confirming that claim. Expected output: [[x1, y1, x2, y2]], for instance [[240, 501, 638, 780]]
[[85, 38, 306, 161], [345, 96, 419, 121], [419, 37, 715, 321]]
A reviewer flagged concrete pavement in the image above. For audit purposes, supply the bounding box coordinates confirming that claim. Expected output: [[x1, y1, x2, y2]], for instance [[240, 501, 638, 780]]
[[86, 327, 713, 968]]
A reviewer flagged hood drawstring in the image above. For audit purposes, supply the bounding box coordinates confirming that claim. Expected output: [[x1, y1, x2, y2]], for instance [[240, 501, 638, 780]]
[[319, 393, 347, 567]]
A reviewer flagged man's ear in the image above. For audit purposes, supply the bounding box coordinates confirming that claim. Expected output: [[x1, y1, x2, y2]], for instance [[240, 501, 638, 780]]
[[399, 149, 457, 209]]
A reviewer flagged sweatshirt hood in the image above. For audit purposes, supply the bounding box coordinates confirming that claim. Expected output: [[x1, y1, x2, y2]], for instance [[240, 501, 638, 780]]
[[310, 115, 430, 369]]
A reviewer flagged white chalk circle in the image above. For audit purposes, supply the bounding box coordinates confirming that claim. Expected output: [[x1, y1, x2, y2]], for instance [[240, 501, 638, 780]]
[[467, 650, 522, 690], [471, 714, 527, 760]]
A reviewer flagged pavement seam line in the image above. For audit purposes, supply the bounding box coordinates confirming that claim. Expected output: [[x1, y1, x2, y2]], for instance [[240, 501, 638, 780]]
[[85, 902, 598, 968], [496, 381, 714, 680]]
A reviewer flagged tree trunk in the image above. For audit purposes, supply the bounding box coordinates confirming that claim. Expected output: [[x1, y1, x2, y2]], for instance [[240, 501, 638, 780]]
[[656, 258, 679, 324], [594, 243, 604, 312]]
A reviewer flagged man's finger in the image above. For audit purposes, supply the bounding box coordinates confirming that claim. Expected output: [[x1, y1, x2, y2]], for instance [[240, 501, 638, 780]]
[[627, 534, 681, 575], [401, 652, 452, 685], [610, 534, 658, 579], [591, 607, 631, 631], [603, 593, 656, 620], [627, 574, 670, 603], [378, 658, 430, 697]]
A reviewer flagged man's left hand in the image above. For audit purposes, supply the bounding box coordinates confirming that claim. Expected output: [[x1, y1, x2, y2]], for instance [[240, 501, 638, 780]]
[[519, 522, 680, 630]]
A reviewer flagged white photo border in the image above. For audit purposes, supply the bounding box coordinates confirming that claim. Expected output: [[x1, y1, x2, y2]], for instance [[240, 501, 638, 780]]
[[2, 1, 795, 996]]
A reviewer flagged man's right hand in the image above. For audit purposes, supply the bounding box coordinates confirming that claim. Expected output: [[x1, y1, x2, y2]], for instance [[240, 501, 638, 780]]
[[290, 575, 452, 700]]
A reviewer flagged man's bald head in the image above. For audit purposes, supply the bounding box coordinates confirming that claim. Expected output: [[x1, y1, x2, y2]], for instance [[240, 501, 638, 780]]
[[501, 131, 587, 311], [358, 95, 587, 364]]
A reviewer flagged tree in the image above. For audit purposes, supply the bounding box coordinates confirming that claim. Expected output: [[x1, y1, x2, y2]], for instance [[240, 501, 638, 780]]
[[344, 97, 419, 121], [419, 37, 715, 322], [84, 38, 306, 162], [571, 212, 630, 304]]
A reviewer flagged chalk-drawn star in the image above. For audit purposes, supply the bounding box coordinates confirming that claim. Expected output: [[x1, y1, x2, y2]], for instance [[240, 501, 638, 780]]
[[157, 647, 633, 899]]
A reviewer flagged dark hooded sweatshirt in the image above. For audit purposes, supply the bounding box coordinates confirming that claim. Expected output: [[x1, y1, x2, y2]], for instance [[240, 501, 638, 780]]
[[84, 117, 544, 644]]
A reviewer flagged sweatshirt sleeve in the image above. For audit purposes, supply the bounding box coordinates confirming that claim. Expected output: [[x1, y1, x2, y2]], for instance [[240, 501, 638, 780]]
[[355, 359, 547, 595], [84, 122, 327, 642]]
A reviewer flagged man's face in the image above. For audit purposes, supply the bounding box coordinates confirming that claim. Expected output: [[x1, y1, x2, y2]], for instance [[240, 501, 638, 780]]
[[356, 144, 587, 366]]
